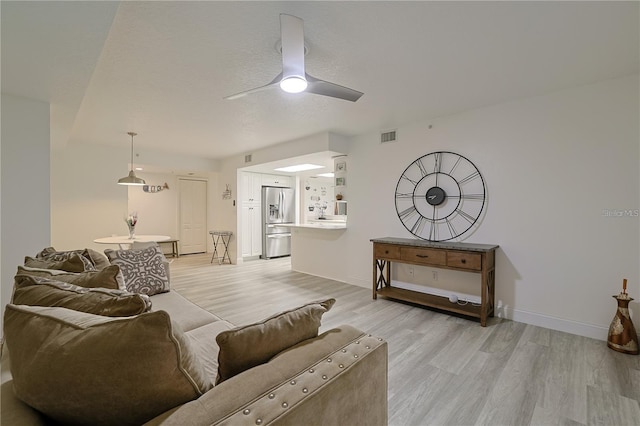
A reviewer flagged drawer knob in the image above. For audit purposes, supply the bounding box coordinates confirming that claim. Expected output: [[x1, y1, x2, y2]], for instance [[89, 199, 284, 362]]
[[385, 250, 389, 254], [461, 259, 466, 264], [416, 254, 429, 258]]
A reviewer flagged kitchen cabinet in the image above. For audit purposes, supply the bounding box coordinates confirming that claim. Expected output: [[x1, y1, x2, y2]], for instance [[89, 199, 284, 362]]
[[241, 204, 262, 257], [241, 172, 261, 204], [261, 174, 291, 188], [241, 172, 261, 257]]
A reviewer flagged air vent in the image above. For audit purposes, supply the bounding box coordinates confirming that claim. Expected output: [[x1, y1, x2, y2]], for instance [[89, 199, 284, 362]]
[[380, 130, 397, 143], [244, 154, 252, 163]]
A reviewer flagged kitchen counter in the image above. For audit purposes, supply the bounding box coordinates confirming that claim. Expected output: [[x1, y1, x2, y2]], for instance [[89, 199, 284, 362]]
[[286, 220, 348, 282], [284, 221, 347, 230]]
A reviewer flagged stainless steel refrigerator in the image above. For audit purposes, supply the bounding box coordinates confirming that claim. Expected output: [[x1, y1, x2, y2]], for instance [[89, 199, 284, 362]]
[[262, 186, 295, 259]]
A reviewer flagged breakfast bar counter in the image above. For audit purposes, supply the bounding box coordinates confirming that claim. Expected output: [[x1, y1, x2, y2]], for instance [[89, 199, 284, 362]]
[[284, 222, 346, 230], [283, 221, 348, 282]]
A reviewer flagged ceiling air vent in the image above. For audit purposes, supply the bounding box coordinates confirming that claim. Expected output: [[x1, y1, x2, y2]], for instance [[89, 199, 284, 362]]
[[380, 130, 397, 143], [244, 154, 252, 163]]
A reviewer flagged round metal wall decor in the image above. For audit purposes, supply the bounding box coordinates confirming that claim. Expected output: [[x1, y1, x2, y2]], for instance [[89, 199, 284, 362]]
[[394, 151, 486, 242]]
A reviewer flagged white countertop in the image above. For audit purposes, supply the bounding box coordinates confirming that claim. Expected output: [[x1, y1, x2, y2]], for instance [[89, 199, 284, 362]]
[[283, 221, 347, 230]]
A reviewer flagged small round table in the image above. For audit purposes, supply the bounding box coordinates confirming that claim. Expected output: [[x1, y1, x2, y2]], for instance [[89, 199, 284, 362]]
[[209, 231, 233, 264], [94, 235, 171, 250]]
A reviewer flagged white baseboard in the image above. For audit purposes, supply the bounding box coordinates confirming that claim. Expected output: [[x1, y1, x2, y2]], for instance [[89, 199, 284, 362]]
[[495, 304, 609, 341], [347, 277, 609, 341]]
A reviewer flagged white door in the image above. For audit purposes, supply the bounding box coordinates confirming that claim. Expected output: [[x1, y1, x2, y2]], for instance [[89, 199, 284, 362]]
[[179, 178, 207, 254]]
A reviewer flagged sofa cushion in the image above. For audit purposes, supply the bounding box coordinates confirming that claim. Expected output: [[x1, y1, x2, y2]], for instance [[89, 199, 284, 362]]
[[151, 290, 223, 332], [215, 298, 336, 383], [3, 304, 214, 426], [185, 320, 235, 385], [16, 265, 125, 290], [24, 254, 95, 272], [105, 245, 170, 295], [12, 275, 151, 316]]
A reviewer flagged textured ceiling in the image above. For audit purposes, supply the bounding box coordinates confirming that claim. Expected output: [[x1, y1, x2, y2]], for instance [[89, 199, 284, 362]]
[[2, 1, 638, 161]]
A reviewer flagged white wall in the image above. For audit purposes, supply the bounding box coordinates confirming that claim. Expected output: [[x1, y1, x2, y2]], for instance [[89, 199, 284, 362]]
[[1, 94, 51, 332], [128, 173, 178, 236], [51, 143, 220, 253], [344, 75, 639, 340], [51, 143, 129, 251]]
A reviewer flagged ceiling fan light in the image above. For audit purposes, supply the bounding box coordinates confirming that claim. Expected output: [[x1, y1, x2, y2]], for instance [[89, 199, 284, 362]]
[[280, 76, 307, 94]]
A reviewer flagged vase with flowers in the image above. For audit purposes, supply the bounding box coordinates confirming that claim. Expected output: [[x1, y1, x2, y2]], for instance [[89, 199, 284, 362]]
[[125, 212, 138, 239]]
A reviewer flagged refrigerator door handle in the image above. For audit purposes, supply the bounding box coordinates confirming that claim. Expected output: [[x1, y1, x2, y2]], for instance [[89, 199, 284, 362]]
[[280, 190, 285, 221]]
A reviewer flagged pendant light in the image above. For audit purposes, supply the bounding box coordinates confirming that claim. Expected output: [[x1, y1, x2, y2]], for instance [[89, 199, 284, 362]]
[[117, 132, 146, 186]]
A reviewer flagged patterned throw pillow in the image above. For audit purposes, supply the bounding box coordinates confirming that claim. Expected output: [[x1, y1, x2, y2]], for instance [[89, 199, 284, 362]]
[[104, 245, 170, 295]]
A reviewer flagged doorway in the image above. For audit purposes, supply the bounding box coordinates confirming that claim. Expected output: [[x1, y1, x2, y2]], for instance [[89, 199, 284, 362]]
[[179, 178, 207, 254]]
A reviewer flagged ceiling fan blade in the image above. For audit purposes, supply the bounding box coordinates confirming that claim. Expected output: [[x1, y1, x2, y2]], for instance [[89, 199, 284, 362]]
[[305, 73, 364, 102], [226, 14, 365, 102], [224, 73, 282, 100], [280, 14, 305, 80]]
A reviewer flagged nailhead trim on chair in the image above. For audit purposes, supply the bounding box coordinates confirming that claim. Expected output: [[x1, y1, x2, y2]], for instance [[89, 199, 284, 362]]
[[216, 333, 386, 426]]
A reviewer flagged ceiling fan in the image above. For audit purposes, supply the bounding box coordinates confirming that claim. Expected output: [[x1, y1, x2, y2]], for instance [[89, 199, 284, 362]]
[[224, 14, 363, 102]]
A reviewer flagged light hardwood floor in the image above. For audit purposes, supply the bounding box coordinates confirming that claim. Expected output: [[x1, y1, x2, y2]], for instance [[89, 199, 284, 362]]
[[169, 254, 640, 426]]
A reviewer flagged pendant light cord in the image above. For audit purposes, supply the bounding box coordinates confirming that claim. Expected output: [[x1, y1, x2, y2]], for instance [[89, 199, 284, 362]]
[[127, 131, 137, 170]]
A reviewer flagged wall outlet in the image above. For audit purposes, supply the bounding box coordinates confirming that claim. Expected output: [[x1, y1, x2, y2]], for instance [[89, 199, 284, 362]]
[[432, 271, 438, 281]]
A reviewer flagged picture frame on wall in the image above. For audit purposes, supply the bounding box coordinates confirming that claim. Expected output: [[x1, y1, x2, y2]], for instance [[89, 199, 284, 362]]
[[336, 177, 346, 186], [336, 161, 347, 172]]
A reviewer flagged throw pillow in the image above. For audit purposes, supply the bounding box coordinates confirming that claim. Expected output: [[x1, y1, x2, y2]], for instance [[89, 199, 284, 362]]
[[34, 247, 98, 271], [12, 275, 152, 316], [104, 245, 170, 295], [16, 264, 126, 290], [86, 248, 111, 270], [216, 298, 336, 384], [3, 305, 213, 426], [35, 246, 61, 259], [24, 254, 94, 273]]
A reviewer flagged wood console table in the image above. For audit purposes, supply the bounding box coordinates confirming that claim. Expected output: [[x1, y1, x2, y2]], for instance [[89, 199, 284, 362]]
[[371, 237, 498, 326]]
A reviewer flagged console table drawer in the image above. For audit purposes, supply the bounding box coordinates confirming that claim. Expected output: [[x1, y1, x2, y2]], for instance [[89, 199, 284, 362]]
[[374, 244, 400, 260], [447, 252, 482, 270], [400, 247, 446, 266]]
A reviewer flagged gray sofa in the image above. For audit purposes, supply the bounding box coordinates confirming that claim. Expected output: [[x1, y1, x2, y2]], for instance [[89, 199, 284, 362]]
[[1, 248, 388, 426]]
